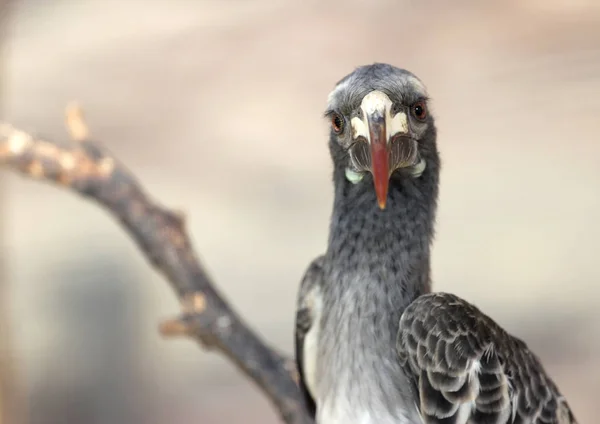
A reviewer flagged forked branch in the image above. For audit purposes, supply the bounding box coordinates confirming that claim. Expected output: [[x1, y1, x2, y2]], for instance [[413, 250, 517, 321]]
[[0, 105, 312, 424]]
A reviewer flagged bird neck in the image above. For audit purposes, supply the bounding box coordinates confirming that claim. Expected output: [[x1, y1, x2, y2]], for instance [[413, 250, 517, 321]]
[[325, 159, 439, 302]]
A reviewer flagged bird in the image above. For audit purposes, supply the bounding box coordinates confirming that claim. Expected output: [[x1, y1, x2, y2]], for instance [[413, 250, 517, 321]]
[[294, 63, 578, 424]]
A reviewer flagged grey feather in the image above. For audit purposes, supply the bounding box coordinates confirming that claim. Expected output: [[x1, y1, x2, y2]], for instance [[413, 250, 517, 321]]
[[397, 293, 578, 424], [295, 255, 326, 419]]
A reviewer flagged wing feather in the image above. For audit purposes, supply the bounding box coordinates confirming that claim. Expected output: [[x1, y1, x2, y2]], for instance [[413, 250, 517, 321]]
[[294, 255, 325, 419], [397, 292, 578, 424]]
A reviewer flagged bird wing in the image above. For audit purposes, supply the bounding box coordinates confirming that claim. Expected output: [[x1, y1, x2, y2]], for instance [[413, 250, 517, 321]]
[[396, 292, 578, 424], [294, 255, 326, 419]]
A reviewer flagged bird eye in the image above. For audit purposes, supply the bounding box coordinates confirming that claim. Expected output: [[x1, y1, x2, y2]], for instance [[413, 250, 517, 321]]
[[331, 113, 344, 134], [411, 101, 427, 121]]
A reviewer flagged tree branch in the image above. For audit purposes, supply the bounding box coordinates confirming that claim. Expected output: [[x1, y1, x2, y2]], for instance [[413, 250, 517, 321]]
[[0, 105, 312, 424]]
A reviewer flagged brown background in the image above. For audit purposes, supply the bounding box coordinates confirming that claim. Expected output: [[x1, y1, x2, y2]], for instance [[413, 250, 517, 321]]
[[2, 1, 600, 423]]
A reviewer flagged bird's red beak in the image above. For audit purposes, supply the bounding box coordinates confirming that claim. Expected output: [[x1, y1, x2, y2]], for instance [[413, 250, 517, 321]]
[[367, 114, 390, 210]]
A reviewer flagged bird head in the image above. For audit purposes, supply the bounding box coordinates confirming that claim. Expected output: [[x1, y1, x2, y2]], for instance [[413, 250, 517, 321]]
[[325, 63, 438, 209]]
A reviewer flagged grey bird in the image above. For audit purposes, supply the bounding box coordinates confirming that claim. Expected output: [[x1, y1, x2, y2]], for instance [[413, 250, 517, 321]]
[[294, 63, 578, 424]]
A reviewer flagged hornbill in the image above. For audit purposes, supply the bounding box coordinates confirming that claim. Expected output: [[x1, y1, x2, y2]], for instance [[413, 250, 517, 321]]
[[294, 63, 577, 424]]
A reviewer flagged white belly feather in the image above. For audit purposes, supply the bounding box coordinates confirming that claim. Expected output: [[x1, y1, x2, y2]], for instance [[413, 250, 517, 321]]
[[302, 286, 322, 400], [302, 286, 422, 424]]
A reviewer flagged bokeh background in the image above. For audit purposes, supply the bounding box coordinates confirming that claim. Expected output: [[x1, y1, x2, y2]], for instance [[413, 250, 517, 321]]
[[1, 0, 599, 423]]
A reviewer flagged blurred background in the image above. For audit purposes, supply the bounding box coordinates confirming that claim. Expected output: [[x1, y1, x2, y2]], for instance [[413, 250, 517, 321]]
[[1, 0, 600, 423]]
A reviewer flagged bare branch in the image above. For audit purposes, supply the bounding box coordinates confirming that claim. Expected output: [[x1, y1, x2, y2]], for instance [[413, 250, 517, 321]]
[[0, 106, 312, 424]]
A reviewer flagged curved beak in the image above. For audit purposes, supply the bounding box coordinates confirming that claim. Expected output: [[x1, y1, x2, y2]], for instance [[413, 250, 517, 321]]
[[366, 114, 390, 210], [350, 90, 415, 209]]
